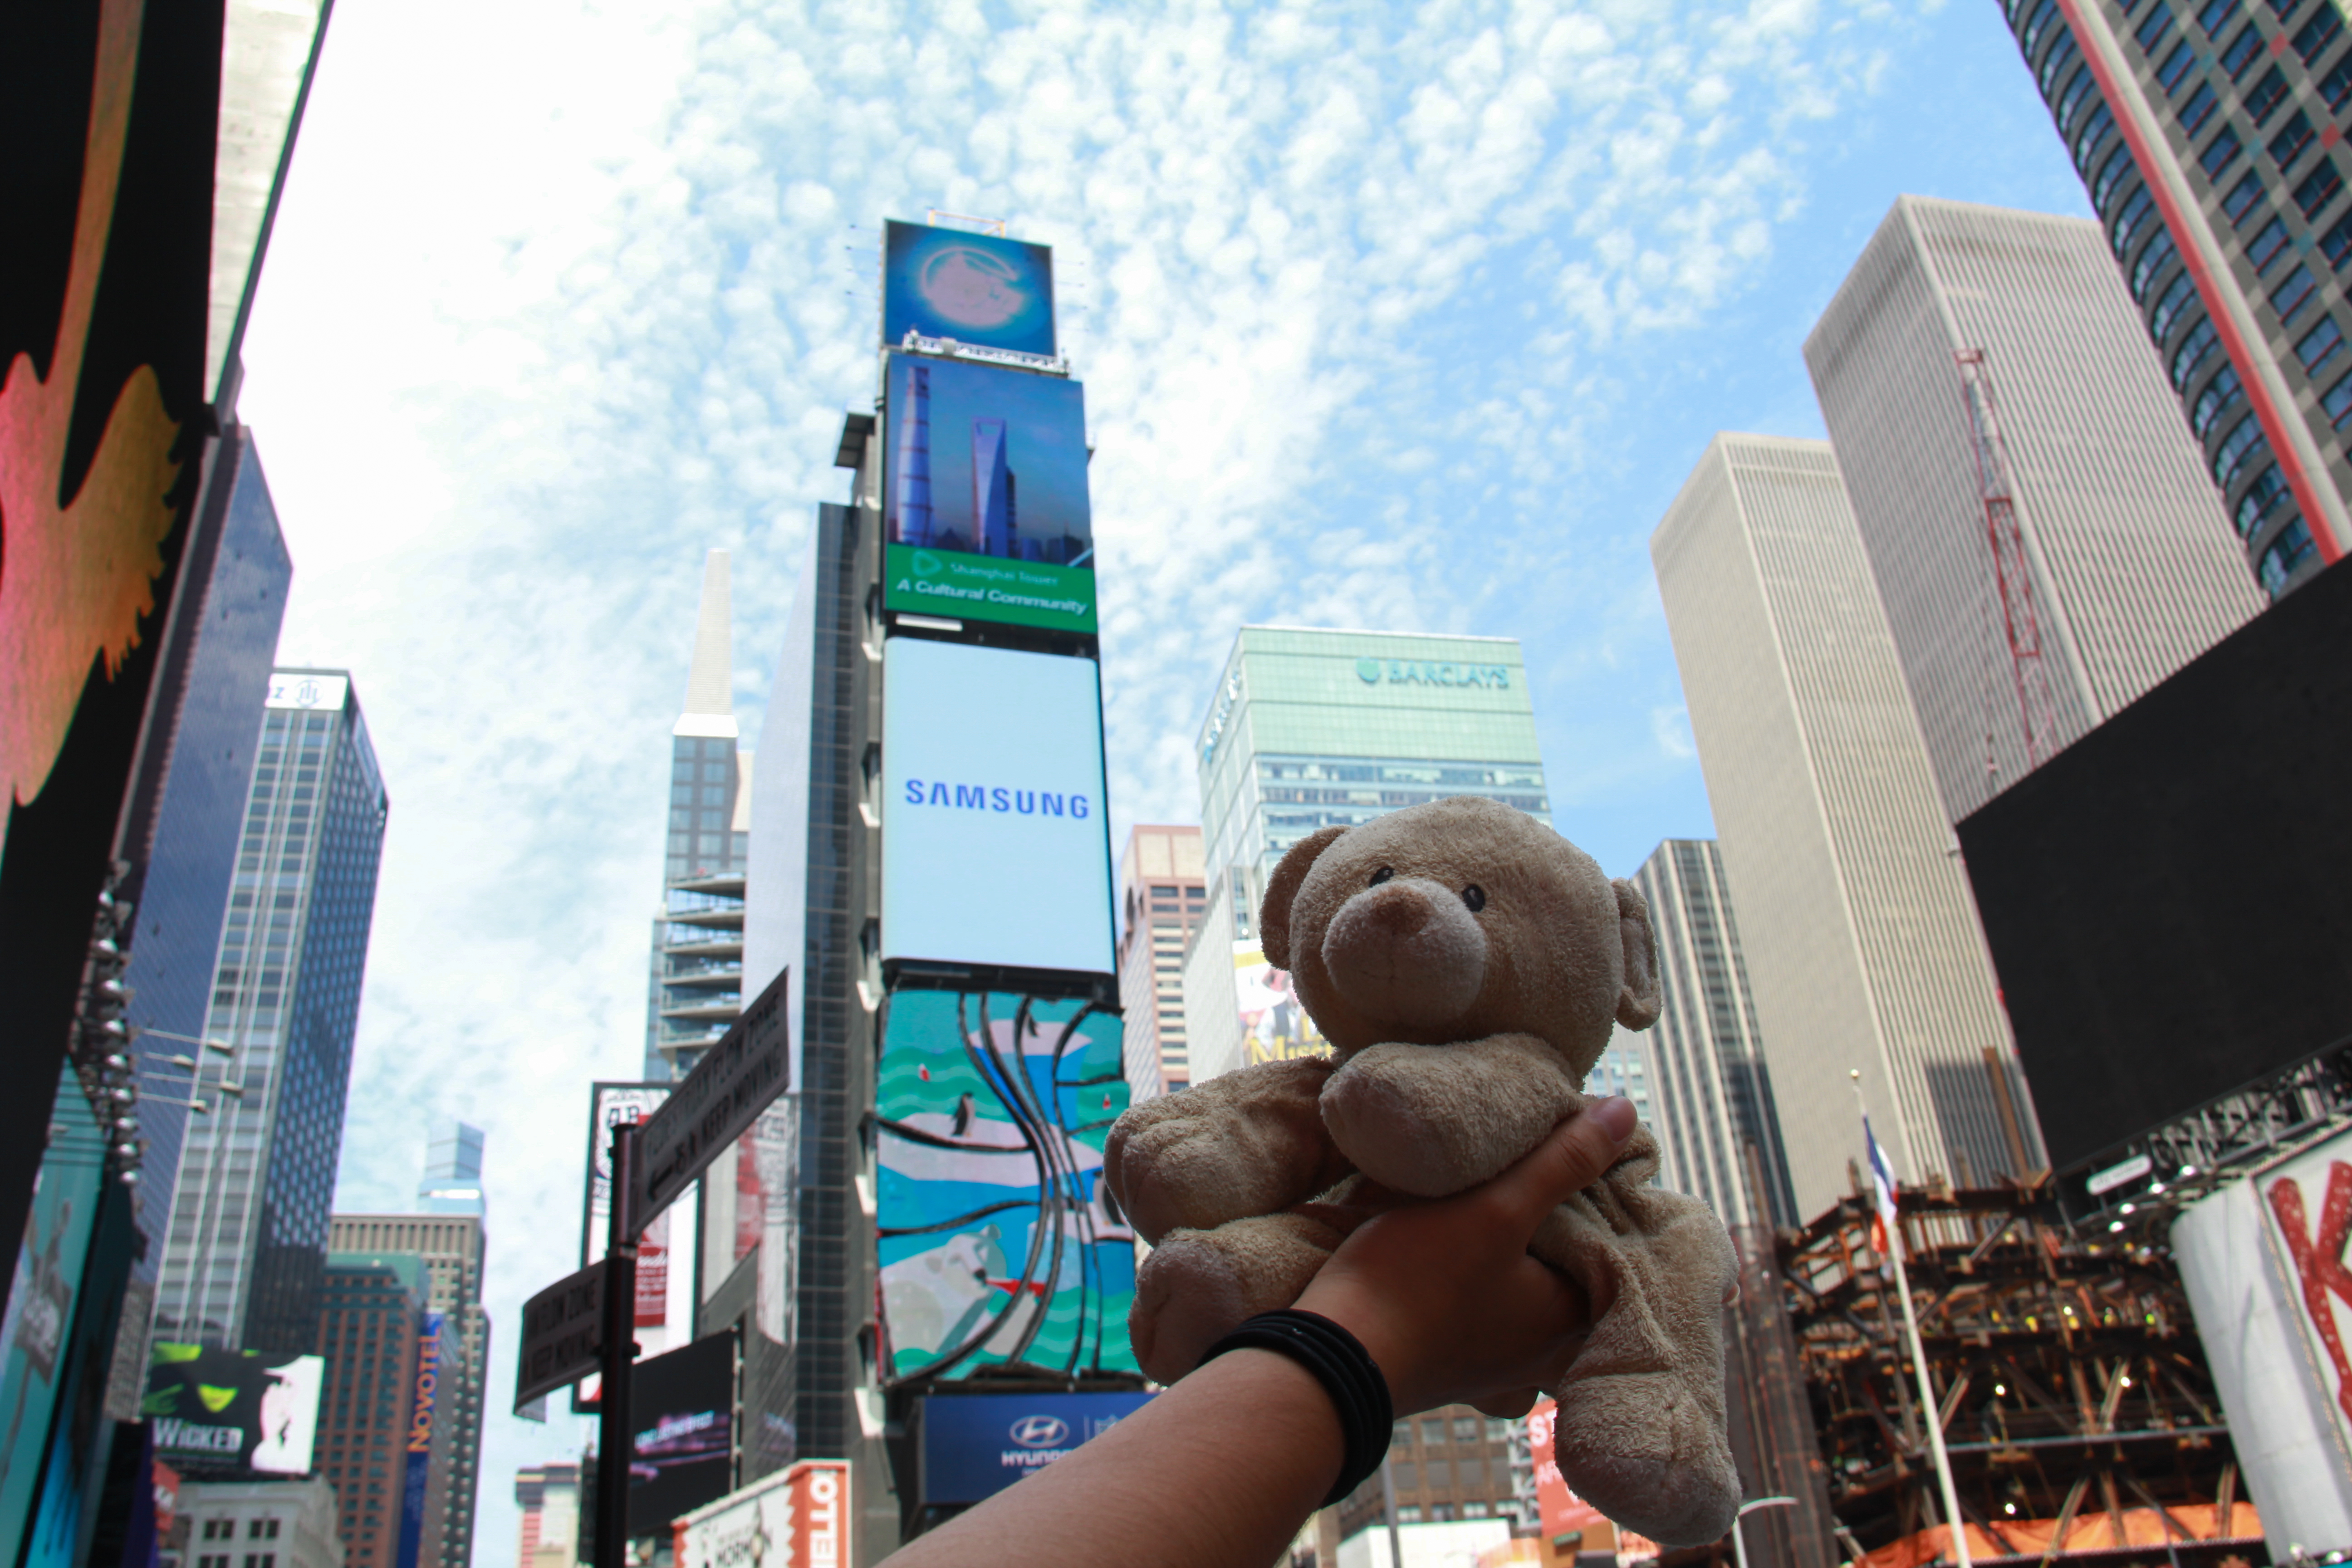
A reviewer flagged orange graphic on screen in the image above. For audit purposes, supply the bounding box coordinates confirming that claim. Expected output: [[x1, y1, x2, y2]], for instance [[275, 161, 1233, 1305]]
[[0, 0, 185, 854]]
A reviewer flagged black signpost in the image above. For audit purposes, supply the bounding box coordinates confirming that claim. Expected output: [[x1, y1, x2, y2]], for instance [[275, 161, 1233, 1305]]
[[514, 968, 790, 1568]]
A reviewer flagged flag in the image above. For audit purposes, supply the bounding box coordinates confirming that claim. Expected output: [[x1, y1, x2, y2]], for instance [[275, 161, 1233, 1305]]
[[1865, 1116, 1901, 1264]]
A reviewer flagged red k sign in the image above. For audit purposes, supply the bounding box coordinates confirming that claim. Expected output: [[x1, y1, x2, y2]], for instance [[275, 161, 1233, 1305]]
[[2267, 1155, 2352, 1424]]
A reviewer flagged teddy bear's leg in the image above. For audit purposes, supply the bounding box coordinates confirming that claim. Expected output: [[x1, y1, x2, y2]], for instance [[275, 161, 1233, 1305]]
[[1530, 1188, 1742, 1548], [1128, 1210, 1344, 1385]]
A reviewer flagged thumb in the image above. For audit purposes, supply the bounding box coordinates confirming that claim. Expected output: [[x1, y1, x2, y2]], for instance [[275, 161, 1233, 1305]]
[[1483, 1097, 1637, 1238]]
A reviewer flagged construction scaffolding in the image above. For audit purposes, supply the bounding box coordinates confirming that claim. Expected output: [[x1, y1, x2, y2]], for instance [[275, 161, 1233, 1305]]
[[1777, 1176, 2264, 1568]]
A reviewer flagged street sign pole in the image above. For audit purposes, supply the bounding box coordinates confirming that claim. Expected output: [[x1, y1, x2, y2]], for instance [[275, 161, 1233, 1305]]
[[596, 1119, 639, 1568]]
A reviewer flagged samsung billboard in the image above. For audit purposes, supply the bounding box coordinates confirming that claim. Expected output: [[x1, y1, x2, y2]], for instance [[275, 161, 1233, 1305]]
[[881, 638, 1114, 978]]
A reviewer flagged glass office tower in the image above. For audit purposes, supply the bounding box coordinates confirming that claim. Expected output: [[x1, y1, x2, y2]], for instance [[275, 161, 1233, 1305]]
[[646, 550, 751, 1080], [1186, 627, 1550, 1083], [153, 669, 388, 1352], [2003, 0, 2352, 595]]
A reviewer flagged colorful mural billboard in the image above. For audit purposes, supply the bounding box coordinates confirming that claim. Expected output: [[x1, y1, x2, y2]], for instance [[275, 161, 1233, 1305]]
[[142, 1344, 323, 1475], [882, 220, 1055, 358], [882, 355, 1096, 635], [875, 992, 1137, 1382]]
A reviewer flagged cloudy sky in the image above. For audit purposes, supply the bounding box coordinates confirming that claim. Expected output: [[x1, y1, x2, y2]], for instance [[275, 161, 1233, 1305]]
[[232, 0, 2093, 1558]]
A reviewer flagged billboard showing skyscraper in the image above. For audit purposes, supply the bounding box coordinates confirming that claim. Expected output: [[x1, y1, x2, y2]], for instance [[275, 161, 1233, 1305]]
[[882, 355, 1097, 634], [874, 991, 1138, 1382], [879, 637, 1114, 977], [881, 220, 1055, 358]]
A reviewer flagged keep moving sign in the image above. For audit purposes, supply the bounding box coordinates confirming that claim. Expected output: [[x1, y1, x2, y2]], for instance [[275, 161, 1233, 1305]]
[[880, 638, 1114, 977]]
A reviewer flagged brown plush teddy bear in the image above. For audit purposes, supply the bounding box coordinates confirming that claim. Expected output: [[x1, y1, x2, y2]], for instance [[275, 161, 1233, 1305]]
[[1102, 795, 1741, 1546]]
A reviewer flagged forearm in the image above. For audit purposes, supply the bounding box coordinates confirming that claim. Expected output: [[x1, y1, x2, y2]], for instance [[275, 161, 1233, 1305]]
[[878, 1349, 1342, 1568]]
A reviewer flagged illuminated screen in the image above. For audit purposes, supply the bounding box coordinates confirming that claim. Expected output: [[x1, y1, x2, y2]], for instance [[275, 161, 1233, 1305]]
[[882, 220, 1054, 357], [882, 355, 1096, 634], [919, 1390, 1151, 1505], [143, 1346, 323, 1476], [627, 1332, 735, 1537], [880, 638, 1113, 976], [876, 992, 1138, 1382]]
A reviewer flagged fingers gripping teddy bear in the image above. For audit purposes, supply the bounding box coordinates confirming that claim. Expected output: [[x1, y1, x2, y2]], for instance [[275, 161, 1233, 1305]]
[[1101, 796, 1742, 1547]]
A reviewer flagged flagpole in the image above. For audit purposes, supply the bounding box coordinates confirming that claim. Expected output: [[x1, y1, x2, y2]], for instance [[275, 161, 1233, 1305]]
[[1852, 1071, 1974, 1568]]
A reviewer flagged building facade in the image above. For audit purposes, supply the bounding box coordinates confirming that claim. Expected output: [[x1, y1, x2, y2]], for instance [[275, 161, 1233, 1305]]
[[315, 1253, 428, 1568], [330, 1149, 489, 1568], [511, 1464, 580, 1568], [646, 549, 752, 1081], [2002, 0, 2352, 596], [1115, 825, 1207, 1100], [174, 1477, 344, 1568], [1804, 196, 2262, 822], [1632, 839, 1800, 1231], [155, 671, 389, 1352], [1185, 627, 1551, 1084], [120, 428, 294, 1381], [1651, 435, 2038, 1221]]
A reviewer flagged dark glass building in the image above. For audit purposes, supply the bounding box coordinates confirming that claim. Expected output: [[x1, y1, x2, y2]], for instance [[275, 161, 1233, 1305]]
[[2003, 0, 2352, 595], [153, 670, 388, 1353], [120, 429, 294, 1355]]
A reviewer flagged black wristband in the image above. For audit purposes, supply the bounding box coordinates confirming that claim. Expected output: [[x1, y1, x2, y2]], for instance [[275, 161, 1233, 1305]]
[[1201, 1309, 1395, 1507]]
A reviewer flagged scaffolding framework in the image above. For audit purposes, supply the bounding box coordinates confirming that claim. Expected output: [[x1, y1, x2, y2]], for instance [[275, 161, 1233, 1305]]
[[1779, 1177, 2259, 1568]]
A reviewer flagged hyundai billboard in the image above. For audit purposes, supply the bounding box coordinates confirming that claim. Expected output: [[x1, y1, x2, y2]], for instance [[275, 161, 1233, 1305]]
[[882, 355, 1096, 634], [876, 991, 1139, 1382], [918, 1391, 1151, 1505], [882, 220, 1054, 358], [879, 638, 1114, 977]]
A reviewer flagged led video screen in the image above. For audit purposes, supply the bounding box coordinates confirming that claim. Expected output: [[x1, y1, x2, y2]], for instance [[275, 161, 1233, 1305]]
[[1956, 557, 2352, 1174], [882, 355, 1097, 634], [627, 1332, 735, 1537], [875, 991, 1138, 1383], [880, 638, 1114, 976], [919, 1390, 1152, 1504], [882, 220, 1054, 357], [143, 1345, 323, 1475]]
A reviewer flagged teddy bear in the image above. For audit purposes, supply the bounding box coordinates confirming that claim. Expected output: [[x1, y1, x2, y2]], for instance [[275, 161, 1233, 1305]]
[[1102, 795, 1742, 1547]]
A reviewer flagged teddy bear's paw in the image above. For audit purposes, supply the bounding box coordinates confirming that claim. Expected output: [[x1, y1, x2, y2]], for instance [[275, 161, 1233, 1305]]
[[1129, 1231, 1259, 1385], [1551, 1377, 1740, 1547]]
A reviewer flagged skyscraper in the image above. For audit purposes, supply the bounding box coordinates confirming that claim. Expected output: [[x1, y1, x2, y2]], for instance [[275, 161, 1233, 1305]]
[[327, 1124, 491, 1568], [646, 551, 751, 1080], [117, 428, 294, 1387], [1114, 825, 1207, 1101], [511, 1464, 581, 1568], [1651, 435, 2038, 1221], [1804, 196, 2262, 822], [155, 670, 389, 1352], [1630, 839, 1799, 1231], [2001, 0, 2352, 595], [315, 1251, 430, 1568]]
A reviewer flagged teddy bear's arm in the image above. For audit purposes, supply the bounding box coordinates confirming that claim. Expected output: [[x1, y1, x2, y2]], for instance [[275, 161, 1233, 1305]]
[[1103, 1058, 1355, 1246], [1318, 1032, 1583, 1198]]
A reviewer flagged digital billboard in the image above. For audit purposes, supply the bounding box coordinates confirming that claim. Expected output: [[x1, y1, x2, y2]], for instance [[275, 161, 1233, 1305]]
[[1956, 550, 2352, 1173], [142, 1344, 322, 1475], [875, 991, 1138, 1382], [0, 1091, 108, 1556], [675, 1459, 848, 1568], [918, 1390, 1151, 1506], [882, 355, 1096, 634], [627, 1332, 735, 1538], [879, 638, 1114, 977], [1234, 943, 1325, 1067], [882, 220, 1054, 358], [0, 0, 222, 1287]]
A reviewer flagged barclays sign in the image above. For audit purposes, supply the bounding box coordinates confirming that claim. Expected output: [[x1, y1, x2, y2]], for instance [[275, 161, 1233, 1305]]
[[1356, 656, 1509, 689]]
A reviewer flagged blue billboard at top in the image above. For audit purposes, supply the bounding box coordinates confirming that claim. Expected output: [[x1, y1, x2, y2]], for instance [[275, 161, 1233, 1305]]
[[920, 1390, 1152, 1505], [883, 220, 1055, 358]]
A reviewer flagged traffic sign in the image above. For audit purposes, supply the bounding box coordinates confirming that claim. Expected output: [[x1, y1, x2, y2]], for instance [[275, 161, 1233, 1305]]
[[515, 1259, 606, 1412], [631, 967, 790, 1234]]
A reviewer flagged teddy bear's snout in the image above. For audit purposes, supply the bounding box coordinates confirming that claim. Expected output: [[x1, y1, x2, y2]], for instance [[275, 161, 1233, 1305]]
[[1319, 877, 1488, 1028]]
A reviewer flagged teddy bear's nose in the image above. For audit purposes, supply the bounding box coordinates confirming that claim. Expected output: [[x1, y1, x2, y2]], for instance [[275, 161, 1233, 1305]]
[[1320, 877, 1487, 1029]]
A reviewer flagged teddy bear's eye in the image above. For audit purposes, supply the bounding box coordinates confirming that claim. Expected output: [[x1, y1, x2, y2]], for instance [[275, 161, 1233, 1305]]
[[1461, 884, 1486, 912], [1369, 866, 1393, 886]]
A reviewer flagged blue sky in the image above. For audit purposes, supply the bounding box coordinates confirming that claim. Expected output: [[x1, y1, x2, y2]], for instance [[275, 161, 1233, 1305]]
[[230, 0, 2096, 1559]]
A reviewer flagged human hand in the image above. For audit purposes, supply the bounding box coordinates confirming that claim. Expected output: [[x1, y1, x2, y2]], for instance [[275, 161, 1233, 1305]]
[[1293, 1096, 1638, 1416]]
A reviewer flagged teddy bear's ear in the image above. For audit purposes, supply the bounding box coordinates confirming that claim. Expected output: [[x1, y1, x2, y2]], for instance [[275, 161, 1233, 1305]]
[[1613, 879, 1664, 1029], [1259, 826, 1348, 970]]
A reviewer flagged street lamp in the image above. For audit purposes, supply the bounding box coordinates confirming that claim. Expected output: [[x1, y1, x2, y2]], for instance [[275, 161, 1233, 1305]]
[[1732, 1496, 1798, 1568]]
